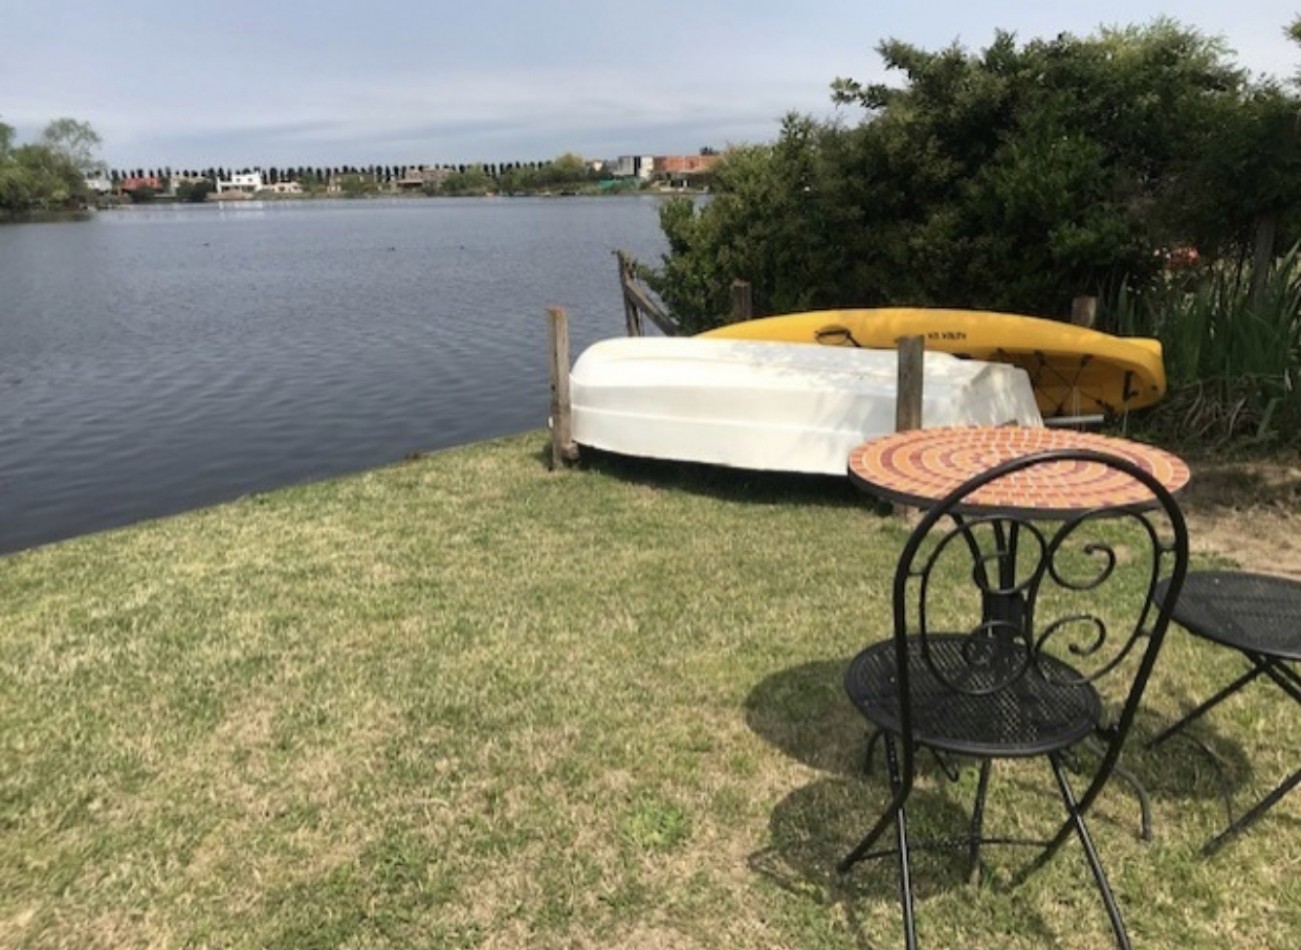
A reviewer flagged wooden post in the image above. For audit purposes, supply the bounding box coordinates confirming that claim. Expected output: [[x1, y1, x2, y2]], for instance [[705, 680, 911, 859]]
[[615, 251, 643, 336], [894, 335, 925, 523], [895, 335, 925, 433], [547, 306, 579, 468], [729, 279, 753, 323], [1070, 295, 1097, 328]]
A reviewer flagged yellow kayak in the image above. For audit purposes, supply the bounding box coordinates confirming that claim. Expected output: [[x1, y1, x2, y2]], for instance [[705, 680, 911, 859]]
[[698, 308, 1166, 418]]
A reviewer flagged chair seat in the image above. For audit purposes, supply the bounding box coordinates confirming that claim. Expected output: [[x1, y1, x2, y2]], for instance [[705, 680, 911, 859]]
[[845, 634, 1103, 757]]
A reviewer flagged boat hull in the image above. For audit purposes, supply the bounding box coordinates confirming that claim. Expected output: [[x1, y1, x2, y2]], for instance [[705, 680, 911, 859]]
[[698, 308, 1166, 417], [569, 337, 1043, 476]]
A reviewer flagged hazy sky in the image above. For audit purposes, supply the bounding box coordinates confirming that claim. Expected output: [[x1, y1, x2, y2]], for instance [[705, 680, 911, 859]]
[[3, 1, 1298, 169]]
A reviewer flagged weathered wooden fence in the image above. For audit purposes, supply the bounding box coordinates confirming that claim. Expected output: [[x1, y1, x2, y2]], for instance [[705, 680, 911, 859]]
[[613, 251, 758, 336], [614, 251, 679, 336]]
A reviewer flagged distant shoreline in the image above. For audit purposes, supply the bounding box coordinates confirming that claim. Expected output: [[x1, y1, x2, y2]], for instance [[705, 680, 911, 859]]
[[93, 187, 707, 210]]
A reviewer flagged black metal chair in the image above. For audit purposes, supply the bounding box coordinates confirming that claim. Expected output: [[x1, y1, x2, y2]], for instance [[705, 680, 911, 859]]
[[1147, 570, 1301, 854], [839, 449, 1189, 949]]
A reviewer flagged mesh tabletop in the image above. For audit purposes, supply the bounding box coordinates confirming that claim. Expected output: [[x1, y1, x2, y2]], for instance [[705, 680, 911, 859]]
[[1156, 571, 1301, 661], [848, 426, 1190, 517]]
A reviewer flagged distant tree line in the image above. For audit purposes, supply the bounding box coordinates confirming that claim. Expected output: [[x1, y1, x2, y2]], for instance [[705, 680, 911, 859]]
[[111, 160, 585, 183], [106, 153, 642, 198], [4, 118, 705, 213]]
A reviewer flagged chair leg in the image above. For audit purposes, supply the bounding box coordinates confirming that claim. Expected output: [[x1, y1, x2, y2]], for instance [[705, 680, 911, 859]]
[[1079, 732, 1150, 840], [863, 727, 884, 775], [839, 736, 918, 948], [837, 794, 903, 873], [1048, 752, 1132, 950], [1107, 757, 1153, 842], [968, 758, 992, 884], [838, 733, 911, 873], [1203, 768, 1301, 856], [1146, 664, 1266, 748], [895, 795, 918, 950], [886, 736, 918, 950]]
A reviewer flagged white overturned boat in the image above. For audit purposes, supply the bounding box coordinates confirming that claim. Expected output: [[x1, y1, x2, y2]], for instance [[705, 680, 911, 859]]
[[569, 337, 1043, 476]]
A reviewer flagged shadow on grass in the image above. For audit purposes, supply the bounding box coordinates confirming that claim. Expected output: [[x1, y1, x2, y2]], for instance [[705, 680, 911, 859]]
[[752, 778, 1061, 947], [745, 661, 1157, 943], [744, 658, 865, 776], [1128, 711, 1254, 806], [742, 653, 1260, 799], [751, 777, 970, 904], [744, 657, 1267, 868], [569, 447, 881, 511], [744, 658, 993, 783], [1134, 705, 1301, 848]]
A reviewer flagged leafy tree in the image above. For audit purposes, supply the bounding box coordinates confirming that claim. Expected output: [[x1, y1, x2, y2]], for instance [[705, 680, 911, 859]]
[[653, 21, 1287, 326], [540, 152, 589, 186], [1167, 82, 1301, 277], [125, 184, 156, 203], [651, 116, 859, 328], [338, 173, 373, 198], [0, 117, 97, 214], [498, 164, 537, 193], [174, 179, 214, 203], [40, 117, 104, 176], [441, 165, 494, 195]]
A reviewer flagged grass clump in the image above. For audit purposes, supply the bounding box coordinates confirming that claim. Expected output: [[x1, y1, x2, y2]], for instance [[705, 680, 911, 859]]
[[0, 433, 1297, 948], [1111, 245, 1301, 448]]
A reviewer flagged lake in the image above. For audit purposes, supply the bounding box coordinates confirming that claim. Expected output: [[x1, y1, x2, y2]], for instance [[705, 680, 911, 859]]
[[0, 197, 670, 554]]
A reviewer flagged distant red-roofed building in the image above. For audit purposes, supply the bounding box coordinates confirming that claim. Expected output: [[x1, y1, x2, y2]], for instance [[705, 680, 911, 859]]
[[653, 154, 721, 176], [119, 176, 164, 195]]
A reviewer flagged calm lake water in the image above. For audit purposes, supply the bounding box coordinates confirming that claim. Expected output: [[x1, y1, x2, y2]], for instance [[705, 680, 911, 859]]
[[0, 197, 670, 553]]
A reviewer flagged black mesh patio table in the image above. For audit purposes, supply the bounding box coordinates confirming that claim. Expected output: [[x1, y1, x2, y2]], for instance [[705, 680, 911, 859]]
[[1150, 570, 1301, 854]]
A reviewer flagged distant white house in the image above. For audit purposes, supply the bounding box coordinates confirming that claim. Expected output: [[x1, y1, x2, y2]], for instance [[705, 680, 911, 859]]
[[264, 181, 303, 195], [394, 166, 448, 191], [84, 174, 113, 195], [217, 172, 265, 194], [614, 155, 655, 179]]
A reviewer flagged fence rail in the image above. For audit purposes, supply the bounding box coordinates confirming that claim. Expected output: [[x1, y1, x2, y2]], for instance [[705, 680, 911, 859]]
[[615, 251, 680, 336]]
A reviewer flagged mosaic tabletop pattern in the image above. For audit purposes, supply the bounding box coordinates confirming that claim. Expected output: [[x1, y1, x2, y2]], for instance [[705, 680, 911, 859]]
[[848, 426, 1191, 517]]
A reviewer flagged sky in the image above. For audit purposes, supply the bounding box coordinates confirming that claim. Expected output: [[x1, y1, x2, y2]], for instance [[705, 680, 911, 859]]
[[3, 1, 1299, 170]]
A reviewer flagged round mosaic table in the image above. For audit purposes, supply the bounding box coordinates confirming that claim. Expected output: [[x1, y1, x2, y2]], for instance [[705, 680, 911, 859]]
[[847, 426, 1191, 517]]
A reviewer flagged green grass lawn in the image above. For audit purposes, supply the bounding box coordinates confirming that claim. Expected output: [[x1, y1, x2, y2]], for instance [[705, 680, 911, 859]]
[[1, 433, 1297, 948]]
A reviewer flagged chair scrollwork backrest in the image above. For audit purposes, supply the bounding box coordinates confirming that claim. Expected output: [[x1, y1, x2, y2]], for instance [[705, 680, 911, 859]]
[[890, 448, 1189, 758]]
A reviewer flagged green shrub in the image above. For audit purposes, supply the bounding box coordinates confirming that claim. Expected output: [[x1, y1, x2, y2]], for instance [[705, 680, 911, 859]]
[[1112, 246, 1301, 445]]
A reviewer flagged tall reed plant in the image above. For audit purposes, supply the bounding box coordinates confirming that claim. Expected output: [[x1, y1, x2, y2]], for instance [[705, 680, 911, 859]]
[[1106, 244, 1301, 446]]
